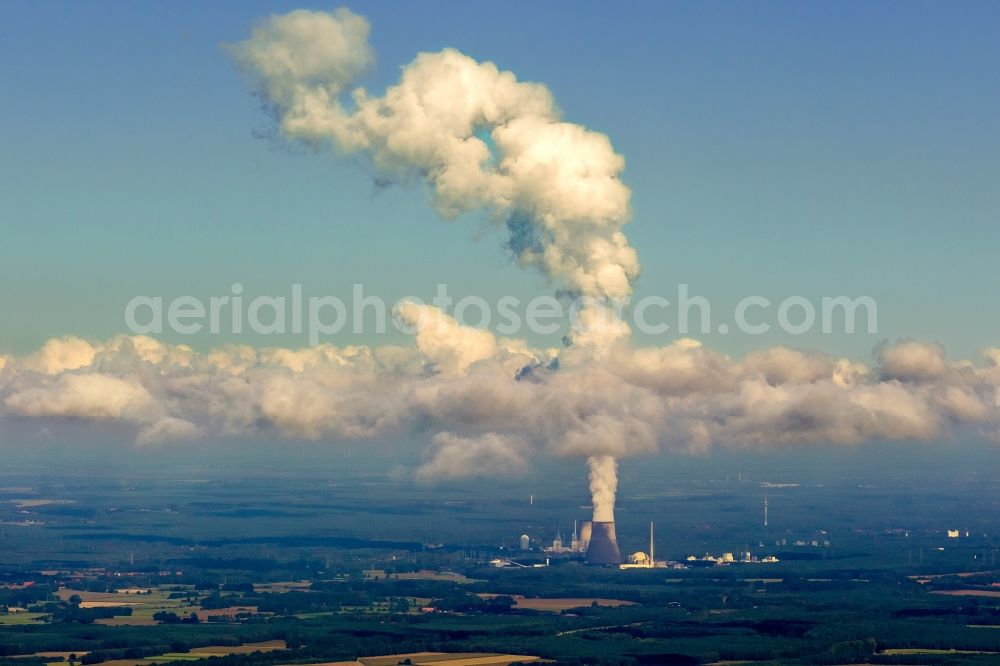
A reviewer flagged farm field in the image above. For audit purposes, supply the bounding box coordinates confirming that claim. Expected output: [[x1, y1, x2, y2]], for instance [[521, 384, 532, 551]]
[[253, 581, 311, 593], [55, 587, 201, 626], [932, 589, 1000, 598], [26, 641, 288, 666], [0, 613, 46, 625], [880, 648, 999, 655], [355, 653, 542, 666], [365, 570, 479, 584]]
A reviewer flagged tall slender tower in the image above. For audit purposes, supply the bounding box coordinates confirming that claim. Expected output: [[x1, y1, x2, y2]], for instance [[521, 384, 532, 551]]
[[763, 497, 769, 528], [649, 521, 654, 564]]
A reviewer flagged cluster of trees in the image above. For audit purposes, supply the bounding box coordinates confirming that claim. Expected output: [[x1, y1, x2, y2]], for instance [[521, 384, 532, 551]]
[[152, 611, 200, 624], [0, 583, 52, 608], [52, 605, 133, 624], [431, 592, 515, 615]]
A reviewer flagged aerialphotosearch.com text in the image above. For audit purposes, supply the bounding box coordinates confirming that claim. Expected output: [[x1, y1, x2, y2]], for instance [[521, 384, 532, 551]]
[[124, 283, 878, 345]]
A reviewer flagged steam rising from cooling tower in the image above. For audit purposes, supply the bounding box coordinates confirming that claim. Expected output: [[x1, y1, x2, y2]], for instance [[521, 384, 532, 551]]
[[586, 456, 621, 564], [229, 7, 634, 523], [588, 455, 618, 523]]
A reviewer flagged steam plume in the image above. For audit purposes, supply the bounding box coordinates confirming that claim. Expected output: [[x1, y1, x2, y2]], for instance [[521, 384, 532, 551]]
[[228, 8, 639, 345], [587, 455, 618, 522], [227, 6, 638, 510]]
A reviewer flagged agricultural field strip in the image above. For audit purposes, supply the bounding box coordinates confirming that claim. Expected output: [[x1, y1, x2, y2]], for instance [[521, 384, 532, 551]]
[[555, 620, 652, 637], [475, 594, 636, 611]]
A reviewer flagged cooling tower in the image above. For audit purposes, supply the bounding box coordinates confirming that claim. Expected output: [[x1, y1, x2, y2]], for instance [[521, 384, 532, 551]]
[[585, 521, 621, 564], [579, 521, 592, 551]]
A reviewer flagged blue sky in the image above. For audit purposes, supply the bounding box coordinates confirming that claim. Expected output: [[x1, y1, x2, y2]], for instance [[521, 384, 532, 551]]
[[2, 0, 998, 360]]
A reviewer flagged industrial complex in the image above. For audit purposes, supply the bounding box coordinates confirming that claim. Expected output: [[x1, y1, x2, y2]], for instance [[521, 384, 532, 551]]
[[532, 518, 668, 569], [510, 495, 783, 570]]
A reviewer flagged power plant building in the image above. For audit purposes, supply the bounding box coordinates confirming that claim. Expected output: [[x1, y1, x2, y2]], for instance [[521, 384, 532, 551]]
[[619, 522, 667, 569]]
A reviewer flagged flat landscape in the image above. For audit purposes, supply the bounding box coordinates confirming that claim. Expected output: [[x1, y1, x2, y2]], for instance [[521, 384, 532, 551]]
[[1, 447, 999, 665]]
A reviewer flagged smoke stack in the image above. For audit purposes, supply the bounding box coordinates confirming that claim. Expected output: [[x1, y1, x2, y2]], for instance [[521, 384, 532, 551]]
[[586, 521, 621, 564]]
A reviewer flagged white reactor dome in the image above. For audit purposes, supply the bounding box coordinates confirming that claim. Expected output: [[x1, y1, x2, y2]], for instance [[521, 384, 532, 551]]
[[629, 551, 649, 564]]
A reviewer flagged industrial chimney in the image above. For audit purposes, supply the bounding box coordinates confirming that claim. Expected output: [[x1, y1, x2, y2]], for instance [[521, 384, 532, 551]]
[[586, 521, 621, 565]]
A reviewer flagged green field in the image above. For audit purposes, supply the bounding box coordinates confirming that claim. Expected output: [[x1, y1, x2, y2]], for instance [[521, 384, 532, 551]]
[[0, 613, 46, 625]]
